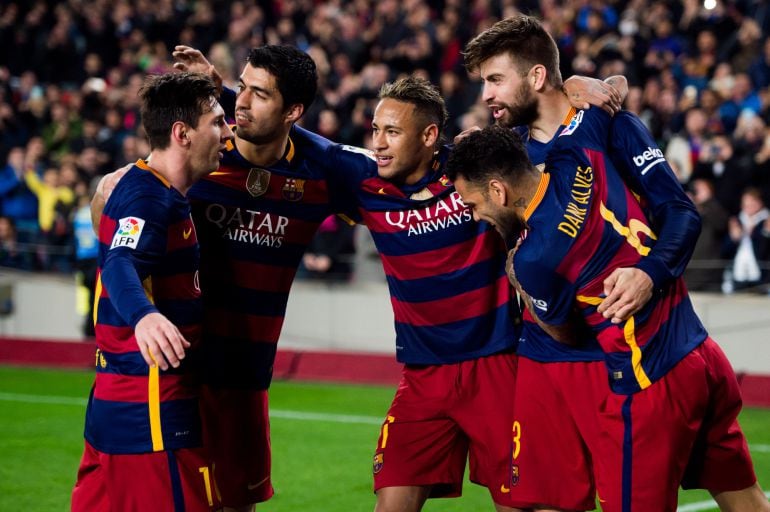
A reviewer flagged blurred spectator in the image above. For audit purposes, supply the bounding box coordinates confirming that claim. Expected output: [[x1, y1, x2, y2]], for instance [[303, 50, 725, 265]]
[[665, 107, 709, 183], [24, 166, 74, 271], [0, 215, 31, 270], [724, 18, 763, 74], [644, 17, 683, 74], [692, 135, 749, 215], [72, 181, 99, 337], [0, 146, 39, 245], [753, 127, 770, 207], [718, 72, 762, 133], [685, 178, 729, 292], [0, 0, 768, 288], [698, 87, 726, 135], [300, 216, 356, 283], [722, 188, 770, 293], [733, 111, 767, 159], [748, 36, 770, 89]]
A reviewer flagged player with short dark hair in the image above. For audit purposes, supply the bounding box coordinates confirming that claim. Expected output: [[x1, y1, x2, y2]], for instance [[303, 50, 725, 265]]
[[71, 72, 233, 512], [448, 111, 768, 511], [176, 45, 360, 512]]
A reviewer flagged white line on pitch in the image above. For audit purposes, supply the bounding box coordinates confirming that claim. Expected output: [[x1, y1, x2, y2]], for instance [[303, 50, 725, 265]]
[[677, 492, 770, 511], [2, 393, 770, 442], [0, 391, 382, 425]]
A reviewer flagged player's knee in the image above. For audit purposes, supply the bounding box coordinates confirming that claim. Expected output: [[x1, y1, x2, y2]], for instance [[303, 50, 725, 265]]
[[711, 483, 770, 512], [494, 504, 530, 512], [220, 505, 255, 512], [374, 486, 431, 512]]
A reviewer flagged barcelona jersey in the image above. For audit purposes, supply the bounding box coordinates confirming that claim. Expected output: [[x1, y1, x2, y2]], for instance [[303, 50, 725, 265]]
[[87, 160, 202, 454], [330, 145, 518, 365], [212, 88, 517, 367], [188, 125, 357, 390], [516, 109, 701, 364], [515, 108, 707, 394]]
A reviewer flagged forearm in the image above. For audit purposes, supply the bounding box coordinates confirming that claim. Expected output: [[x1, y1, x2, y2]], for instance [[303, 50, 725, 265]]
[[536, 318, 578, 345], [604, 75, 628, 103], [519, 291, 578, 345], [637, 202, 702, 288], [101, 257, 158, 327]]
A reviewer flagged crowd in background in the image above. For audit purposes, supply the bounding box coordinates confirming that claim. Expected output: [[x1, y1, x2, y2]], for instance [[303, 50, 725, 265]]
[[1, 0, 770, 292]]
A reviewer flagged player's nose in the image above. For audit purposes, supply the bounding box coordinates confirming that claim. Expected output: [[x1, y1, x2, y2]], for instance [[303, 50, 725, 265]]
[[481, 86, 492, 103], [222, 123, 235, 142]]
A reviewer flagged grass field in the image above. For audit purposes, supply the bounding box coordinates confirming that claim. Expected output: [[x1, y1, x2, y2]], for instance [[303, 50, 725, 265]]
[[0, 366, 768, 511]]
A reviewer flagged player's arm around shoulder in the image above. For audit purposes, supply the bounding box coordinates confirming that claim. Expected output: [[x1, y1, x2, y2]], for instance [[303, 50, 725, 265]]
[[563, 74, 627, 114], [91, 164, 132, 232], [598, 111, 701, 323], [509, 238, 579, 346], [325, 143, 377, 195]]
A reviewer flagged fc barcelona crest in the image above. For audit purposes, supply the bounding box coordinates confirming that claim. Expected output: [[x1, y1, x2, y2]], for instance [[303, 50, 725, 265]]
[[282, 178, 305, 201], [373, 453, 384, 474], [511, 464, 520, 486], [246, 168, 271, 197]]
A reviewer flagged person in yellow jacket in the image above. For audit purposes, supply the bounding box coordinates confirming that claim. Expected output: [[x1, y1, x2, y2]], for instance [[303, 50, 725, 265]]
[[24, 167, 75, 270]]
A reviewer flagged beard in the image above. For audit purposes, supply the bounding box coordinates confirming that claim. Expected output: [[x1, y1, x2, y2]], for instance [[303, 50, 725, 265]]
[[496, 81, 539, 129], [234, 110, 285, 146], [494, 208, 528, 244]]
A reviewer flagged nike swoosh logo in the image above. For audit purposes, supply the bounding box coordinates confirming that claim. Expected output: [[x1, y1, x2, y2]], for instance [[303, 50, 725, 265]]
[[500, 484, 510, 493], [183, 228, 192, 239], [378, 188, 385, 194], [247, 476, 270, 490]]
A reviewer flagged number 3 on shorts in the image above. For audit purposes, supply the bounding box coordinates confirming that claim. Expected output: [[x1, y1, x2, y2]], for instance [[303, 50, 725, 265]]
[[512, 420, 522, 460]]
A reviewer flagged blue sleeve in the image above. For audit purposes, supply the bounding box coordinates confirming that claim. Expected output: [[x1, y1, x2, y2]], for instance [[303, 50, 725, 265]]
[[608, 111, 701, 289], [515, 244, 577, 326], [325, 144, 375, 220], [0, 165, 22, 195], [101, 194, 169, 327]]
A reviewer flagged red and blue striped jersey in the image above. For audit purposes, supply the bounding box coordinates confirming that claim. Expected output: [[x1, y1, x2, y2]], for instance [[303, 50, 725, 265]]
[[188, 125, 358, 390], [87, 160, 202, 454], [515, 108, 707, 394], [516, 109, 701, 364], [213, 89, 517, 367], [330, 145, 519, 365]]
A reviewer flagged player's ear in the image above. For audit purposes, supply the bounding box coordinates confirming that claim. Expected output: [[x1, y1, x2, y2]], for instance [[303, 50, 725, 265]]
[[171, 121, 191, 146], [422, 123, 439, 148], [489, 179, 507, 206], [284, 103, 304, 124], [529, 64, 547, 92]]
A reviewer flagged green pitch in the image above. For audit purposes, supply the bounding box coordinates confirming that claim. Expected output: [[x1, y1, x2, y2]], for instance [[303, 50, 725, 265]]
[[0, 366, 768, 511]]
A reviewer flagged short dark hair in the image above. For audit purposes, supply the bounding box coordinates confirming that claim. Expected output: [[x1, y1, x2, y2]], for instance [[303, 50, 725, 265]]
[[378, 76, 449, 141], [247, 45, 318, 115], [446, 126, 536, 185], [139, 72, 217, 150], [463, 15, 562, 88]]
